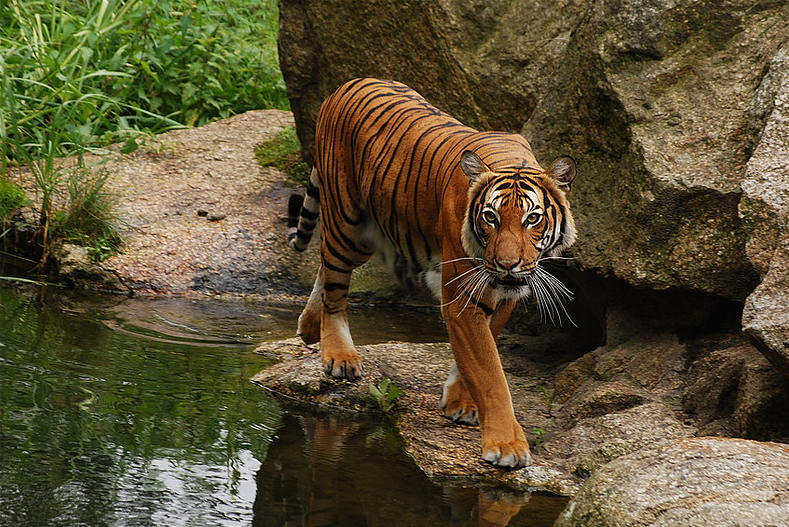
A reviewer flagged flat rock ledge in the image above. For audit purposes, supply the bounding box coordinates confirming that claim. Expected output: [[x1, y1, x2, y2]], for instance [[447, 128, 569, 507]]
[[554, 437, 789, 527], [251, 338, 582, 497]]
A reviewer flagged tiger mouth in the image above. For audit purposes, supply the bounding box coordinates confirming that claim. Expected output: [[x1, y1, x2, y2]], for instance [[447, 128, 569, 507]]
[[494, 277, 529, 287]]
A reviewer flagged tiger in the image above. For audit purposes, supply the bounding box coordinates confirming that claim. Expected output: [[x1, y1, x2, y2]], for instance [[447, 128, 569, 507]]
[[286, 78, 577, 468]]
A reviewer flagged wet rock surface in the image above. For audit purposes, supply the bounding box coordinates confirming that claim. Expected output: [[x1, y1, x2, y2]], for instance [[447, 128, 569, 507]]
[[553, 437, 789, 527], [251, 337, 584, 496]]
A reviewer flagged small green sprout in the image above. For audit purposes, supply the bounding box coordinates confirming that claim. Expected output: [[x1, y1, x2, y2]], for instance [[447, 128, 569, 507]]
[[369, 377, 404, 413], [532, 427, 548, 447]]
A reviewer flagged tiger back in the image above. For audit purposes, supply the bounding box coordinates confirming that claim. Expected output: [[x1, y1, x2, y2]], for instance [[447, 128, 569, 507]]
[[288, 78, 577, 468]]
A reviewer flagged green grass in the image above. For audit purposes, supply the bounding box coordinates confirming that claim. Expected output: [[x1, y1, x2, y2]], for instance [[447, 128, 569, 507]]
[[0, 180, 28, 220], [1, 0, 287, 166], [256, 127, 311, 185], [0, 0, 287, 268], [51, 168, 122, 262]]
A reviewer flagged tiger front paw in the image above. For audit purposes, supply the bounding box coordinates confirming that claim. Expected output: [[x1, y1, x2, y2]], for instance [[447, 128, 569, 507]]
[[322, 350, 364, 380], [482, 438, 531, 469]]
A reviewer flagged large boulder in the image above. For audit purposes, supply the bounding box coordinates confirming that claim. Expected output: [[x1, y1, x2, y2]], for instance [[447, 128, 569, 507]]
[[553, 437, 789, 527], [521, 0, 788, 300], [740, 42, 789, 378], [278, 0, 585, 163], [278, 0, 789, 375]]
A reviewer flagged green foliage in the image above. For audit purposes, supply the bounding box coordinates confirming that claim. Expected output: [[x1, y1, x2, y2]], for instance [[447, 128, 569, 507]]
[[256, 127, 311, 185], [0, 0, 286, 264], [0, 0, 286, 167], [0, 179, 27, 219], [84, 235, 121, 262], [532, 427, 548, 447], [51, 168, 122, 261], [369, 377, 405, 413]]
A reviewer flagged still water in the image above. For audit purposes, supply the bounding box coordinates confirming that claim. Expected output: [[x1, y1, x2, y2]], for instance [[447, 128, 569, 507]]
[[0, 286, 567, 527]]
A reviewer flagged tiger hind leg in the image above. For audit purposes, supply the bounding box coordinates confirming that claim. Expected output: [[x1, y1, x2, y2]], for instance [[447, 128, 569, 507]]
[[317, 222, 375, 380], [441, 361, 479, 425], [297, 264, 323, 345]]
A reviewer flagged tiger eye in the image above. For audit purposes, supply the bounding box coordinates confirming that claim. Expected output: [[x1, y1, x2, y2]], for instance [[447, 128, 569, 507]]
[[525, 212, 542, 225], [482, 210, 498, 225]]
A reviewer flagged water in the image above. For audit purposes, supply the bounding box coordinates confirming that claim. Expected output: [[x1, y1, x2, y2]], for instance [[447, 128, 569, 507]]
[[0, 286, 567, 527]]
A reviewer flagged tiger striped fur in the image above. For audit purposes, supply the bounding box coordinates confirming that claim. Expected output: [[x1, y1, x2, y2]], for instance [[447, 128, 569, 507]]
[[288, 78, 577, 468]]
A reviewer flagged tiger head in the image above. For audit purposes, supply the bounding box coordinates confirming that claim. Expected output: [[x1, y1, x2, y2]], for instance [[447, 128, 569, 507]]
[[459, 150, 577, 305]]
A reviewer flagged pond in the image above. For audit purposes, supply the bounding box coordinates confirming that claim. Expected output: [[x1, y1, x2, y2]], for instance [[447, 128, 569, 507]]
[[0, 285, 568, 527]]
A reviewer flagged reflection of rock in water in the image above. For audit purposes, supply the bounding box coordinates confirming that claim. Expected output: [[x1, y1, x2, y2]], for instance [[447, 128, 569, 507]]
[[252, 414, 567, 527]]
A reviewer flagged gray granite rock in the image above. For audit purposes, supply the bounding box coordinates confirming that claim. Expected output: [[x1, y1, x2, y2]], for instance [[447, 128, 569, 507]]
[[554, 437, 789, 527]]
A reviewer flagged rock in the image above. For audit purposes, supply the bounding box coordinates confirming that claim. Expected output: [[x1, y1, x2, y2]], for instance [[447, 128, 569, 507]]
[[683, 341, 789, 441], [251, 338, 584, 495], [544, 403, 695, 477], [554, 437, 789, 527], [740, 42, 789, 379], [521, 0, 789, 301], [278, 0, 789, 303], [544, 329, 695, 476], [53, 243, 129, 293], [278, 0, 586, 164]]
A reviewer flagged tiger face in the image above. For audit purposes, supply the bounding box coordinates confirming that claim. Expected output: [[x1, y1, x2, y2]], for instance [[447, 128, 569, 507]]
[[460, 151, 577, 305]]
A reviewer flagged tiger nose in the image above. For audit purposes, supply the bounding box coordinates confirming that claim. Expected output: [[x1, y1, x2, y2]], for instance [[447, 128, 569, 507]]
[[497, 258, 521, 271]]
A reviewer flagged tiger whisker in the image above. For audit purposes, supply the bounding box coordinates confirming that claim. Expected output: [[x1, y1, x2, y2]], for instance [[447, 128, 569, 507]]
[[538, 256, 575, 262], [445, 264, 485, 286], [439, 268, 486, 308], [440, 266, 485, 310], [460, 270, 490, 313], [528, 265, 576, 328], [439, 256, 483, 265]]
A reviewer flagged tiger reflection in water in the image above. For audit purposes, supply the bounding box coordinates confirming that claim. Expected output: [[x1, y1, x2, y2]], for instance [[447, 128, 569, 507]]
[[252, 414, 536, 527]]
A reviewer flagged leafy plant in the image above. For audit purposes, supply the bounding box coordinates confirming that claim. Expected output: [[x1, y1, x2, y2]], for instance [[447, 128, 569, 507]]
[[369, 377, 404, 413], [532, 427, 548, 447], [85, 236, 121, 262], [255, 127, 311, 185], [0, 0, 286, 168]]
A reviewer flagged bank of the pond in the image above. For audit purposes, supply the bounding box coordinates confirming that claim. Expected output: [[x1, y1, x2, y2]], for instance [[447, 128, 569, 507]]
[[5, 109, 394, 300]]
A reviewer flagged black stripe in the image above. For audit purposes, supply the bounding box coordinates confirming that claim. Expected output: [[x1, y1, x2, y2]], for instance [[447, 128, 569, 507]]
[[302, 209, 319, 221], [477, 302, 494, 316], [323, 260, 352, 274], [324, 282, 349, 291], [306, 184, 320, 199], [287, 194, 304, 229], [325, 241, 355, 268]]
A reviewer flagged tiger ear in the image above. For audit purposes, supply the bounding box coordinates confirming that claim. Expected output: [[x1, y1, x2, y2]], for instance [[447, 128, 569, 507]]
[[545, 155, 577, 190], [460, 150, 490, 184]]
